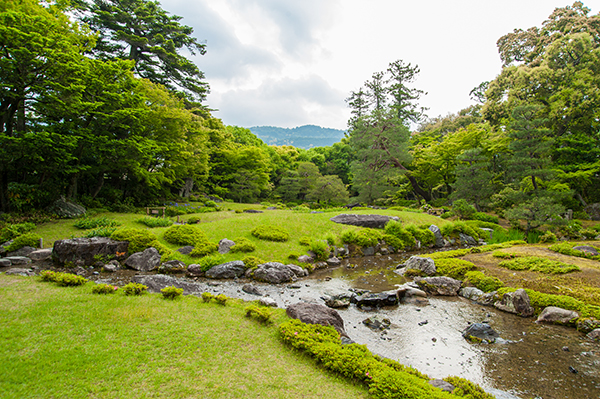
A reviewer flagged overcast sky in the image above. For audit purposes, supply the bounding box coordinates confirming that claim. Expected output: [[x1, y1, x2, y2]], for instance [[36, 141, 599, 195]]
[[161, 0, 599, 130]]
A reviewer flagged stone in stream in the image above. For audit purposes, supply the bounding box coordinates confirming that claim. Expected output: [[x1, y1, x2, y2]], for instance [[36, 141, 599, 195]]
[[414, 276, 462, 296], [587, 329, 600, 341], [286, 302, 347, 337], [402, 256, 436, 276], [462, 323, 500, 344], [397, 284, 429, 305], [536, 306, 579, 325], [125, 247, 161, 272], [205, 261, 246, 279], [362, 315, 391, 331], [158, 260, 187, 274], [353, 290, 399, 308], [459, 287, 485, 302], [577, 318, 600, 334], [242, 284, 263, 296], [250, 262, 306, 284], [322, 291, 356, 309], [494, 289, 534, 317]]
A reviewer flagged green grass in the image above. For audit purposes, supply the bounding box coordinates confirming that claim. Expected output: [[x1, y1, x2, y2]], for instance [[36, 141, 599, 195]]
[[0, 275, 368, 399], [498, 256, 580, 274], [33, 204, 447, 265]]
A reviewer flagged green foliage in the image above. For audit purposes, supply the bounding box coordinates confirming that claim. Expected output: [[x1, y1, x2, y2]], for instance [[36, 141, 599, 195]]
[[435, 259, 477, 279], [341, 228, 383, 248], [111, 228, 170, 255], [230, 238, 256, 253], [50, 272, 88, 287], [5, 232, 41, 252], [82, 226, 118, 238], [404, 268, 426, 278], [548, 242, 600, 261], [195, 254, 225, 272], [492, 251, 518, 259], [539, 231, 558, 243], [214, 294, 228, 306], [452, 199, 476, 220], [201, 292, 213, 303], [444, 376, 496, 399], [465, 271, 504, 292], [163, 225, 207, 246], [472, 212, 499, 224], [251, 225, 289, 242], [499, 256, 580, 274], [92, 283, 119, 294], [309, 240, 330, 261], [122, 283, 147, 296], [440, 221, 483, 239], [299, 236, 311, 246], [40, 270, 57, 282], [189, 242, 219, 258], [428, 249, 472, 259], [0, 222, 36, 242], [581, 229, 598, 239], [405, 224, 434, 246], [161, 285, 184, 300], [187, 216, 200, 224], [135, 217, 174, 228], [487, 228, 525, 244], [74, 217, 120, 230], [287, 252, 300, 260], [242, 256, 264, 269], [245, 305, 273, 323]]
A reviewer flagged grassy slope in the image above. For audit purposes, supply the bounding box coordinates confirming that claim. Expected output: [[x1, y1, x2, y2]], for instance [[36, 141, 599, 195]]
[[0, 275, 369, 399], [33, 204, 447, 265]]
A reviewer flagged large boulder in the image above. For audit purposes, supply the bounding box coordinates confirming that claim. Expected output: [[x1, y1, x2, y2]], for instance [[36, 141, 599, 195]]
[[403, 256, 436, 276], [536, 306, 579, 325], [286, 302, 347, 337], [251, 262, 300, 284], [494, 289, 534, 317], [125, 247, 161, 272], [48, 197, 86, 218], [330, 214, 398, 229], [205, 261, 246, 279], [53, 237, 128, 266], [218, 239, 235, 254], [462, 323, 500, 344], [429, 225, 445, 248], [414, 276, 462, 296]]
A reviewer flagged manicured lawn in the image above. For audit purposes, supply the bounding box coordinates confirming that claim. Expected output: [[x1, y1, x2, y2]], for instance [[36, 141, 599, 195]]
[[0, 275, 369, 399]]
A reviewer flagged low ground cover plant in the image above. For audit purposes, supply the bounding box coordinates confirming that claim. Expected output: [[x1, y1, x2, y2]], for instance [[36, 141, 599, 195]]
[[548, 242, 600, 260], [0, 222, 36, 242], [341, 228, 383, 248], [92, 283, 119, 294], [230, 237, 256, 253], [163, 225, 208, 246], [309, 240, 330, 261], [195, 254, 226, 272], [464, 271, 504, 292], [73, 216, 120, 230], [498, 256, 580, 274], [135, 217, 174, 228], [5, 232, 41, 252], [435, 258, 477, 279], [242, 256, 264, 269], [40, 271, 88, 287], [111, 228, 170, 255], [161, 285, 184, 299], [122, 282, 148, 296], [440, 221, 484, 240], [245, 304, 273, 323], [82, 226, 118, 238], [251, 225, 289, 242]]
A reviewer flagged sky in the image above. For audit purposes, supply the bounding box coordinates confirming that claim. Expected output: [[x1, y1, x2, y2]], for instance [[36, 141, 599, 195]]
[[160, 0, 600, 130]]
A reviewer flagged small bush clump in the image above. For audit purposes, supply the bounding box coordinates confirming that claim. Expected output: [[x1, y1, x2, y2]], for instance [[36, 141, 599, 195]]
[[0, 222, 36, 242], [435, 258, 476, 279], [452, 199, 476, 220], [54, 272, 88, 287], [548, 242, 600, 260], [498, 257, 580, 274], [189, 241, 219, 257], [82, 226, 117, 238], [214, 294, 228, 305], [5, 232, 41, 252], [384, 221, 416, 249], [251, 225, 289, 242], [195, 254, 225, 272], [309, 240, 330, 261], [465, 271, 504, 292], [539, 231, 557, 243], [472, 212, 499, 224], [440, 221, 484, 240], [201, 292, 214, 303], [187, 216, 200, 224], [341, 228, 383, 248], [163, 225, 207, 246], [444, 376, 495, 399], [92, 283, 119, 294], [492, 251, 518, 259], [40, 270, 57, 282], [73, 216, 120, 230], [242, 256, 265, 269], [111, 228, 169, 254], [122, 282, 148, 296], [135, 217, 174, 228], [405, 225, 434, 247], [299, 236, 311, 246], [245, 304, 273, 323], [230, 237, 256, 253], [161, 285, 183, 299]]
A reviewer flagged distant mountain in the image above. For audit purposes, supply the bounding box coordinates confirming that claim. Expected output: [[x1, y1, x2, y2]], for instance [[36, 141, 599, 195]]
[[248, 125, 346, 149]]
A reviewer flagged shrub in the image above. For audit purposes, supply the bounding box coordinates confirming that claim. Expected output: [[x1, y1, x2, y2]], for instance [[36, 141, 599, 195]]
[[405, 225, 434, 247], [340, 228, 383, 248], [245, 304, 273, 323], [82, 226, 117, 238], [299, 236, 311, 246], [309, 240, 330, 261], [324, 233, 337, 246], [73, 216, 120, 230], [40, 270, 57, 282], [230, 238, 256, 253], [0, 222, 36, 242], [404, 268, 426, 278], [214, 294, 228, 305], [201, 292, 214, 303], [205, 200, 218, 208], [428, 249, 471, 259], [251, 225, 289, 242], [187, 216, 200, 224], [464, 271, 504, 292], [472, 212, 499, 224], [581, 228, 598, 239], [111, 228, 165, 254], [441, 221, 484, 240], [384, 221, 416, 248], [444, 376, 495, 399], [435, 258, 476, 279], [288, 253, 300, 260], [92, 283, 119, 294], [242, 256, 265, 269], [539, 231, 557, 243], [54, 272, 88, 287], [163, 225, 207, 246], [122, 282, 147, 296], [195, 254, 225, 272], [189, 241, 219, 257], [548, 242, 600, 260], [498, 257, 580, 274], [452, 199, 477, 220], [161, 285, 183, 299], [5, 232, 41, 252], [135, 217, 174, 228]]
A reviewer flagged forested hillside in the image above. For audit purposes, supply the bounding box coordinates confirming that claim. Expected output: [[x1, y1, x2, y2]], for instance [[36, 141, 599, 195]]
[[1, 0, 599, 228], [249, 125, 346, 149]]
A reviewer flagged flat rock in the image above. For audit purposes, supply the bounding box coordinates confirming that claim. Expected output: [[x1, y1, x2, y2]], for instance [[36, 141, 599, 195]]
[[53, 237, 128, 266], [403, 256, 436, 276], [28, 248, 53, 261], [329, 214, 398, 229], [536, 306, 579, 325], [326, 257, 341, 266], [5, 267, 34, 276], [242, 284, 263, 296], [7, 246, 37, 257], [187, 264, 203, 276], [297, 255, 313, 263], [124, 247, 161, 272], [243, 209, 263, 213], [0, 258, 11, 267], [205, 261, 246, 279], [362, 315, 391, 331], [494, 289, 534, 317], [322, 292, 355, 309], [573, 245, 599, 256], [6, 256, 31, 265], [218, 239, 235, 254], [414, 276, 462, 296], [354, 290, 398, 308], [103, 260, 121, 273], [462, 323, 500, 343], [459, 287, 485, 301], [286, 302, 347, 337], [397, 284, 429, 305]]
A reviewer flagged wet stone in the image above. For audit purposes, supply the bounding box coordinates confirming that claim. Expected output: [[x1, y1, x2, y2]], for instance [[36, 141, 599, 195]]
[[362, 316, 391, 331], [242, 284, 263, 296], [6, 256, 31, 266], [462, 323, 500, 344]]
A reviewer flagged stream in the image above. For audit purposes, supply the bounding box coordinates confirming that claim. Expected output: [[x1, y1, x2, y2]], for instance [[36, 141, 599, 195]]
[[91, 252, 600, 399]]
